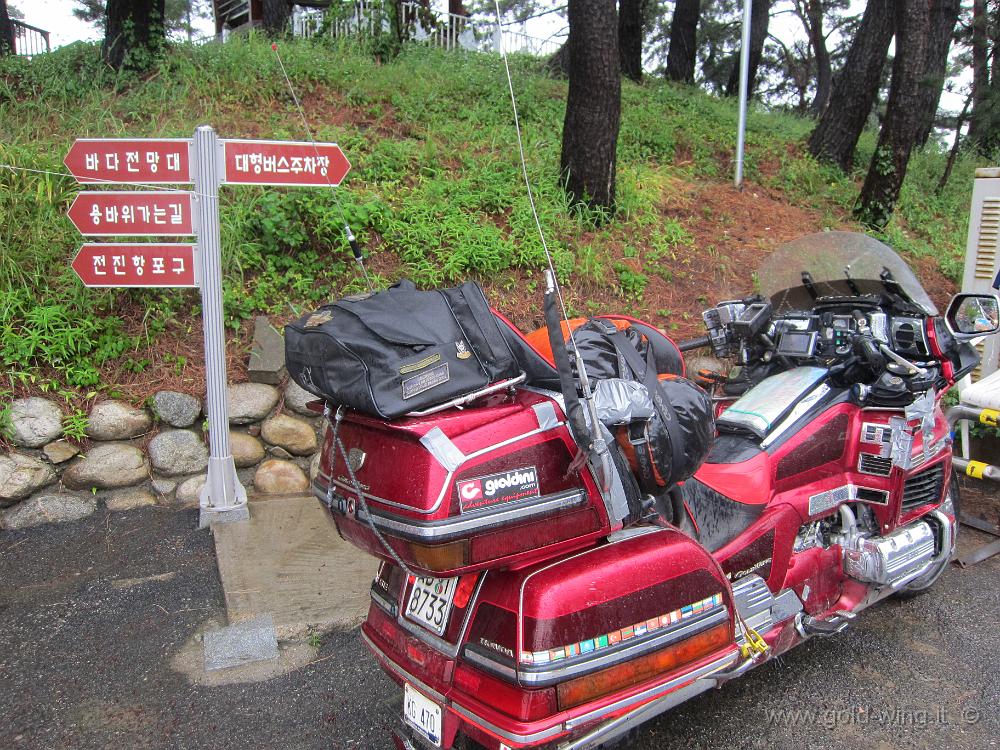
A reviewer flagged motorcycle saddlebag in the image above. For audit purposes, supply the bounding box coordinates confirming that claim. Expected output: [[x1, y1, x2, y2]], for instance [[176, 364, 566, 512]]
[[285, 280, 520, 419]]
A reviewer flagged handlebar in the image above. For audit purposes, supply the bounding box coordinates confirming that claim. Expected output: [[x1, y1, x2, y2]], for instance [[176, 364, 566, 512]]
[[678, 335, 712, 352]]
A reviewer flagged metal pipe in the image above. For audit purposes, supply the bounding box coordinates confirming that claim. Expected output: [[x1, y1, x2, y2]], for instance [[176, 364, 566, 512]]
[[734, 0, 753, 190]]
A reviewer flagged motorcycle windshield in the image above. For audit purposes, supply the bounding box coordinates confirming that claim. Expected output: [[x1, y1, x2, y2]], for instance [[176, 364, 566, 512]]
[[759, 231, 938, 316]]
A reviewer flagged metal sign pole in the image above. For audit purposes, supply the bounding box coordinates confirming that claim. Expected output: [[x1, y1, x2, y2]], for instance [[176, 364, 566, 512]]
[[735, 0, 753, 190], [193, 124, 248, 526]]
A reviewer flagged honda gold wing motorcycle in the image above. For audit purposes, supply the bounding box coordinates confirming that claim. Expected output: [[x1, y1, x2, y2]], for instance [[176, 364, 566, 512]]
[[287, 230, 998, 750]]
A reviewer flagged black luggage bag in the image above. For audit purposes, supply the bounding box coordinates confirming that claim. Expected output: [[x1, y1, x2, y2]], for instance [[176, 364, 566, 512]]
[[285, 280, 520, 419]]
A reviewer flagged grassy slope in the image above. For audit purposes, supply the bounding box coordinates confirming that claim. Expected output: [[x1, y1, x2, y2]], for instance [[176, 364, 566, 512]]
[[0, 36, 988, 406]]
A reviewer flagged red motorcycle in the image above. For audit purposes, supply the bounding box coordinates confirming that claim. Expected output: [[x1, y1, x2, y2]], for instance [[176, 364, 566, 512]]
[[301, 231, 998, 749]]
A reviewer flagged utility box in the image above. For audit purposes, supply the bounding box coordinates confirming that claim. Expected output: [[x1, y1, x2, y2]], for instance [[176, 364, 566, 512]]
[[962, 167, 1000, 380]]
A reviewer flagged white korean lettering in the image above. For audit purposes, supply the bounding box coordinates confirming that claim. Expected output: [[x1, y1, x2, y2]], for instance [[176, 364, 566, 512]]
[[92, 255, 107, 276], [112, 254, 127, 276], [151, 257, 166, 274], [132, 255, 145, 276], [172, 256, 186, 275], [105, 153, 120, 171], [126, 151, 140, 173], [85, 153, 99, 171], [146, 151, 160, 173]]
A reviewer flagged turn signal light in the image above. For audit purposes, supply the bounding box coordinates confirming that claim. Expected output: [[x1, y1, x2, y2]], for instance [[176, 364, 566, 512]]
[[556, 622, 731, 710], [406, 539, 470, 572]]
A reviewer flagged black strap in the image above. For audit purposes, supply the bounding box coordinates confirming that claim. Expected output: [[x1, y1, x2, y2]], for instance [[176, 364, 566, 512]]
[[608, 329, 687, 482], [627, 421, 660, 495]]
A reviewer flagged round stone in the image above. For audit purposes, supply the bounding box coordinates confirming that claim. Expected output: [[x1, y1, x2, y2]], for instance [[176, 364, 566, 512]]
[[260, 414, 318, 456], [105, 488, 157, 512], [148, 430, 210, 477], [284, 380, 320, 416], [86, 400, 153, 441], [2, 494, 97, 530], [254, 459, 309, 495], [8, 397, 63, 448], [175, 475, 207, 507], [62, 443, 149, 490], [228, 383, 279, 425], [151, 477, 178, 497], [151, 390, 202, 428], [309, 452, 321, 482], [230, 431, 265, 468], [0, 453, 57, 505], [42, 440, 80, 464]]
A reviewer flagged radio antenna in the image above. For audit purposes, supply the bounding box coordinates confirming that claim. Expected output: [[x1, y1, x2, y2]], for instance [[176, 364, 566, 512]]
[[492, 3, 611, 490], [271, 43, 374, 294]]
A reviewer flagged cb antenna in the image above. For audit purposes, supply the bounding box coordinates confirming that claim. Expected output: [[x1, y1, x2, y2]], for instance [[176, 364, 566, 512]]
[[271, 43, 374, 293], [492, 3, 611, 491]]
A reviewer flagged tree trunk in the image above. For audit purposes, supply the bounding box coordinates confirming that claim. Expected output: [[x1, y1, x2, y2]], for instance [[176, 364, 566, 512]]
[[0, 0, 14, 56], [448, 1, 468, 16], [104, 0, 167, 71], [561, 0, 621, 213], [854, 0, 931, 229], [665, 0, 700, 83], [807, 0, 894, 172], [968, 0, 990, 146], [806, 0, 832, 115], [724, 0, 771, 97], [913, 0, 961, 148], [262, 0, 290, 36], [547, 41, 570, 78], [619, 0, 644, 82]]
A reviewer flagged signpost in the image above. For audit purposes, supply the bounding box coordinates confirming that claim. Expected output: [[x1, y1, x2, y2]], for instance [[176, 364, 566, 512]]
[[67, 192, 195, 237], [71, 243, 198, 287], [222, 139, 351, 186], [64, 138, 192, 184], [65, 128, 351, 527]]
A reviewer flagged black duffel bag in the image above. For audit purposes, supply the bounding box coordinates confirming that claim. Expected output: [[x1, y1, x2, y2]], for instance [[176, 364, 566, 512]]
[[285, 280, 520, 419]]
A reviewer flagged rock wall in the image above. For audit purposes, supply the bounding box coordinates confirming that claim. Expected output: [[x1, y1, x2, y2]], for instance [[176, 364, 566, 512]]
[[1, 380, 325, 530]]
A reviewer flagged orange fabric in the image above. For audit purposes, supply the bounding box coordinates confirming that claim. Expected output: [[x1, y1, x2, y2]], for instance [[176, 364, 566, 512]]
[[523, 318, 633, 366]]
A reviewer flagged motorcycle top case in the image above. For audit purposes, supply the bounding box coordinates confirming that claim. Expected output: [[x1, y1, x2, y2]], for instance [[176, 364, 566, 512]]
[[313, 389, 615, 577], [285, 280, 520, 419]]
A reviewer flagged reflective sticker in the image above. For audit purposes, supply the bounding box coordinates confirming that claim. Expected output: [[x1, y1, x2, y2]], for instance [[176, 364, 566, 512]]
[[967, 461, 988, 479], [980, 409, 1000, 427]]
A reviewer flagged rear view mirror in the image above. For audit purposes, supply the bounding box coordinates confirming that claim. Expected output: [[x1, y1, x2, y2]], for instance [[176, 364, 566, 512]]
[[945, 293, 1000, 338]]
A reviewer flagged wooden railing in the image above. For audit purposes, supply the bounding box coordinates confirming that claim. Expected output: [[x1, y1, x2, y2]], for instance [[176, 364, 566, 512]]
[[10, 19, 51, 56]]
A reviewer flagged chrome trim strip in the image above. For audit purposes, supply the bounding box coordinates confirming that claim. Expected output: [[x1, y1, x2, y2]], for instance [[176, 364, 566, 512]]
[[325, 488, 588, 541], [464, 607, 730, 687]]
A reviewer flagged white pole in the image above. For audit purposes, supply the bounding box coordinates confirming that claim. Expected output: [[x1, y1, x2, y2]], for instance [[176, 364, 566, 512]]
[[192, 125, 248, 526], [735, 0, 753, 190]]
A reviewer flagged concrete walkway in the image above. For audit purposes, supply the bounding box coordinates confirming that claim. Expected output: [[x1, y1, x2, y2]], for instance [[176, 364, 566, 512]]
[[211, 494, 376, 640]]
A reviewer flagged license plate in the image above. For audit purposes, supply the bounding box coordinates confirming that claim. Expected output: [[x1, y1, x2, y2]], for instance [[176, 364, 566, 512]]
[[403, 683, 443, 747], [405, 576, 458, 636]]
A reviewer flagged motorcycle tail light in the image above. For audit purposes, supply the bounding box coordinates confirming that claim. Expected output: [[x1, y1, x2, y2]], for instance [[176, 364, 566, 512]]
[[555, 622, 730, 711], [454, 663, 557, 722], [404, 539, 470, 571]]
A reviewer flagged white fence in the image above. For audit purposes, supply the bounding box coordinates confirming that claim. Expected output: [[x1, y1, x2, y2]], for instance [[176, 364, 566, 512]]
[[292, 2, 562, 57]]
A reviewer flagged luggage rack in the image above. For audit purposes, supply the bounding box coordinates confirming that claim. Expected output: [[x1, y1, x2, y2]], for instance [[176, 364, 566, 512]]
[[405, 372, 527, 417]]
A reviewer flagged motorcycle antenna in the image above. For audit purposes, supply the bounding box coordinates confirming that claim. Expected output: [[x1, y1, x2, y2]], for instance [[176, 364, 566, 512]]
[[271, 43, 375, 294], [492, 3, 612, 491]]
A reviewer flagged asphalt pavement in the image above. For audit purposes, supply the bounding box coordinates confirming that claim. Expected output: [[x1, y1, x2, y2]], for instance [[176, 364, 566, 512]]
[[1, 499, 997, 750]]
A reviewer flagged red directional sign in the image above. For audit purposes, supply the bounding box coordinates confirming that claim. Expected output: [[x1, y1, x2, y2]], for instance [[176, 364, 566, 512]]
[[67, 191, 195, 236], [221, 139, 351, 186], [71, 243, 198, 288], [64, 139, 191, 184]]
